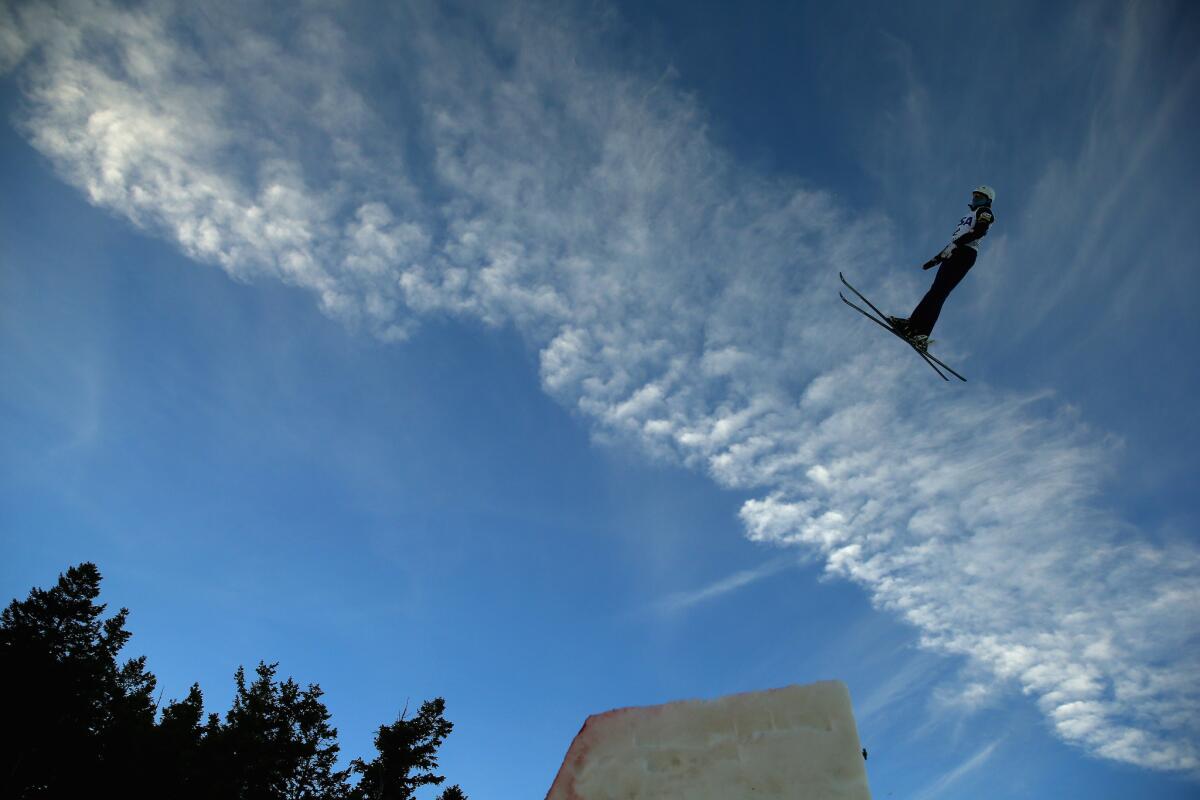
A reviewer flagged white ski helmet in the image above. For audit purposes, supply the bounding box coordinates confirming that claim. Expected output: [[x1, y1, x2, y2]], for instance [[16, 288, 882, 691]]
[[971, 184, 996, 205]]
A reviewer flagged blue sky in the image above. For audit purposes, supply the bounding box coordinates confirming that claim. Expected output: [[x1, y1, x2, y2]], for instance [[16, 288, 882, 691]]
[[2, 1, 1198, 797]]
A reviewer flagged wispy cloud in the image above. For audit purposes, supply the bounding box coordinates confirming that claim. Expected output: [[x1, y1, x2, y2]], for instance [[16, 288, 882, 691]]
[[651, 556, 795, 616], [855, 649, 947, 726], [3, 0, 1197, 773], [981, 2, 1200, 342], [913, 737, 1004, 800]]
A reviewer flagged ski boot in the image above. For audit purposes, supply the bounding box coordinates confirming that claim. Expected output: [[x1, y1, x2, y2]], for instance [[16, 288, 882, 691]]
[[886, 316, 911, 336]]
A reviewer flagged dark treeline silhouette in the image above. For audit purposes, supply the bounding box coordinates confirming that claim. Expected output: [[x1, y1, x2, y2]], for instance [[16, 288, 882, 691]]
[[0, 563, 468, 800]]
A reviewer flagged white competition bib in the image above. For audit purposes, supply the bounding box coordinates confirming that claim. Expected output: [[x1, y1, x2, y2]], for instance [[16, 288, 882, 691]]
[[951, 207, 992, 251]]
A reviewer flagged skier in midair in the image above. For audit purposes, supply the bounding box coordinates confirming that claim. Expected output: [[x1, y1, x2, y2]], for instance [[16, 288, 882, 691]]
[[889, 185, 996, 349]]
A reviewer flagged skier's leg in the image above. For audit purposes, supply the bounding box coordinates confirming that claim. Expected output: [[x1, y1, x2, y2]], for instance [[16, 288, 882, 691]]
[[907, 249, 977, 337]]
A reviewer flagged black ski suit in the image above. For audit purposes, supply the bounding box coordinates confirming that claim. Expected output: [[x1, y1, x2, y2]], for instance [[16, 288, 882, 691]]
[[907, 206, 994, 337]]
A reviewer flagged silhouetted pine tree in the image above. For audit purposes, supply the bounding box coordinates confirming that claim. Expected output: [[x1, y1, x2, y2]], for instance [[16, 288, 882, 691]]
[[350, 698, 455, 800], [0, 562, 157, 797], [202, 662, 351, 799], [152, 683, 207, 797]]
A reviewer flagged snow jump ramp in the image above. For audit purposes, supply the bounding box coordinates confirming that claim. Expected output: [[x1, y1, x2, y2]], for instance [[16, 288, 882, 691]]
[[547, 679, 871, 799]]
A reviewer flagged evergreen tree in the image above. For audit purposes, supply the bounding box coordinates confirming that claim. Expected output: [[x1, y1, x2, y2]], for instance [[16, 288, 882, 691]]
[[204, 662, 351, 799], [350, 699, 454, 800], [0, 562, 157, 797], [153, 683, 207, 797]]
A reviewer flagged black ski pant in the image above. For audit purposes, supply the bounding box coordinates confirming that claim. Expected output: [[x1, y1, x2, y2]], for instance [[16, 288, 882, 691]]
[[908, 247, 978, 337]]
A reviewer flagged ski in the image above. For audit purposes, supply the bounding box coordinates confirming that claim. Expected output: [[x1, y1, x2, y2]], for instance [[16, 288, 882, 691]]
[[839, 272, 966, 379], [839, 292, 949, 380], [838, 272, 967, 382]]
